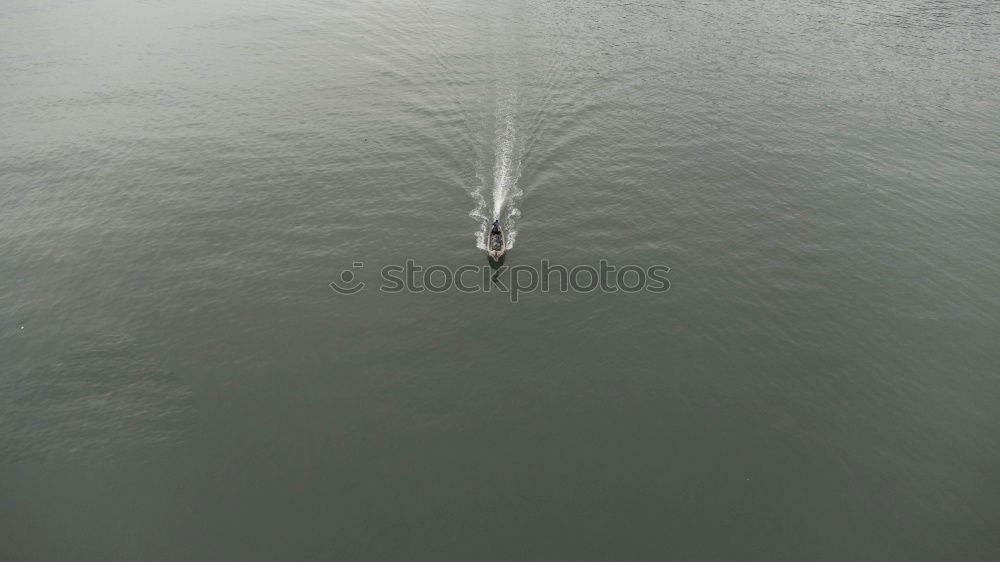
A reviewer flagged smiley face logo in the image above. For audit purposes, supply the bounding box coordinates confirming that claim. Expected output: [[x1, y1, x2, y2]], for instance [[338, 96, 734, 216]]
[[329, 262, 366, 294]]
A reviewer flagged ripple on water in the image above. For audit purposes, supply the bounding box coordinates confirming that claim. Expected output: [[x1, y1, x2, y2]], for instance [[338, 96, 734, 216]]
[[0, 333, 194, 464]]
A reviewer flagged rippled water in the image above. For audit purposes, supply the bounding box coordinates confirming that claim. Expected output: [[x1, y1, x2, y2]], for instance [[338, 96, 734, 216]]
[[2, 0, 999, 560]]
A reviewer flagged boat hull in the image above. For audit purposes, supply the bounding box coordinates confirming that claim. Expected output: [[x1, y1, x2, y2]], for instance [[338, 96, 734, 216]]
[[487, 229, 505, 260]]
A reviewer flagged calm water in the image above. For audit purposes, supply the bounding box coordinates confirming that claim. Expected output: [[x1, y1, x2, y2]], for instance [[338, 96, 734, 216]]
[[2, 0, 1000, 560]]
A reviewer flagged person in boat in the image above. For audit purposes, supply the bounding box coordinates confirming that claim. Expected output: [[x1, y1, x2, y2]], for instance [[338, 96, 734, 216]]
[[490, 220, 502, 251]]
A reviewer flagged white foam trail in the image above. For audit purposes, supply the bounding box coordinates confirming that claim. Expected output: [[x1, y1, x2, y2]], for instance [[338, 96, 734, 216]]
[[482, 88, 523, 249], [493, 112, 515, 220]]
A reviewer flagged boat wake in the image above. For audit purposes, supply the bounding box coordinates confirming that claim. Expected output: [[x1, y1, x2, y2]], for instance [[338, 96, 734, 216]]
[[363, 0, 573, 255], [474, 88, 523, 251]]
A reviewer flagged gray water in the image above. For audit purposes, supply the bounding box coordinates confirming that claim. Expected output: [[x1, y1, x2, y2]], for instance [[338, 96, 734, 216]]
[[2, 0, 1000, 560]]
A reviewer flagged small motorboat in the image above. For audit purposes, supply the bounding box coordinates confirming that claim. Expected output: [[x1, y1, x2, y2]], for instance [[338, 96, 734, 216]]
[[487, 219, 505, 260]]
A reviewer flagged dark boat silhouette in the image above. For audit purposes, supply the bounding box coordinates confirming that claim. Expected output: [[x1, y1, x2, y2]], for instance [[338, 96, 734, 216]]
[[487, 219, 505, 260]]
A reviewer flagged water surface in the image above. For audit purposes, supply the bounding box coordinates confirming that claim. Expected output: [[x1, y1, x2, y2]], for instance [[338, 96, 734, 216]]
[[2, 0, 999, 560]]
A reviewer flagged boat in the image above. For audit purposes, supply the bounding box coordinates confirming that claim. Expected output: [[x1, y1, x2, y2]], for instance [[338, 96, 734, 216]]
[[487, 220, 505, 260]]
